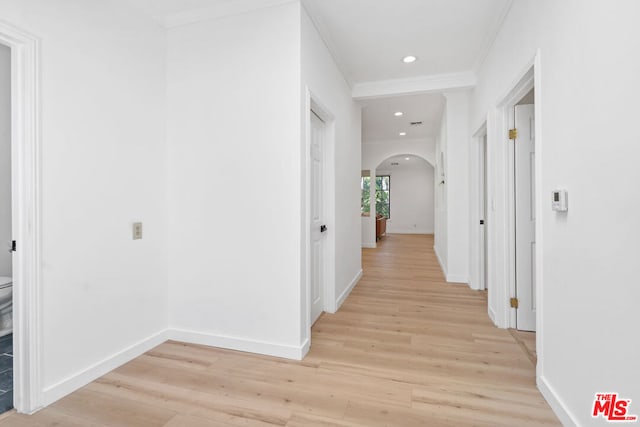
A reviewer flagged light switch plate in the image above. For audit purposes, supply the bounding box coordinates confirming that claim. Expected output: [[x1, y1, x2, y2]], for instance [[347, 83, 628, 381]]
[[133, 222, 143, 240]]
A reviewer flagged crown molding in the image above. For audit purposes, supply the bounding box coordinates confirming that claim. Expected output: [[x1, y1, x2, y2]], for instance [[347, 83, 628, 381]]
[[301, 0, 354, 87], [158, 0, 297, 29], [352, 71, 476, 100], [472, 0, 514, 73]]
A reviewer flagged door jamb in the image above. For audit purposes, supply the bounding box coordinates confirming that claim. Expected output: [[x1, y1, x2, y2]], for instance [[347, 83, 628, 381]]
[[0, 20, 43, 414]]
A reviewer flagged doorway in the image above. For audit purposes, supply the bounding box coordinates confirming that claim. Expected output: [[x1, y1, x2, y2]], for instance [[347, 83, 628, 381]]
[[482, 57, 541, 371], [513, 91, 536, 332], [0, 21, 43, 414], [309, 109, 327, 325], [478, 133, 488, 291], [0, 42, 13, 414]]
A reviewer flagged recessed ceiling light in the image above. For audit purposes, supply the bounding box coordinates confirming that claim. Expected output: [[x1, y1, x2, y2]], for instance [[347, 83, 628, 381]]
[[402, 55, 417, 63], [399, 132, 407, 136], [405, 157, 410, 161], [394, 111, 403, 117]]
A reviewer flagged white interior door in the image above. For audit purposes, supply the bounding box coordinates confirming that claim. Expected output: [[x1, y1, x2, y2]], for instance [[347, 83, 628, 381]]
[[479, 134, 488, 291], [310, 110, 325, 325], [514, 104, 536, 331]]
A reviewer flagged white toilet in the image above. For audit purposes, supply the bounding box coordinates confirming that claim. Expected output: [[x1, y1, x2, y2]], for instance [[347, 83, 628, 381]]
[[0, 277, 12, 337]]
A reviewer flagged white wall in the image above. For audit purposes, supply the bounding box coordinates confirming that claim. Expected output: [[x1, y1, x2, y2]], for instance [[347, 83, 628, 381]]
[[0, 44, 10, 277], [362, 138, 436, 170], [166, 3, 305, 357], [301, 6, 362, 319], [0, 0, 361, 409], [0, 0, 169, 404], [444, 92, 470, 283], [434, 92, 470, 284], [378, 163, 434, 234], [471, 1, 640, 425]]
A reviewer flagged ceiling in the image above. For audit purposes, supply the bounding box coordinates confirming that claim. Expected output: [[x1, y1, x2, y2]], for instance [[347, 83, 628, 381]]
[[303, 0, 512, 84], [122, 0, 511, 84], [118, 0, 509, 145], [361, 93, 444, 142], [122, 0, 226, 17], [377, 154, 432, 171], [121, 0, 293, 26]]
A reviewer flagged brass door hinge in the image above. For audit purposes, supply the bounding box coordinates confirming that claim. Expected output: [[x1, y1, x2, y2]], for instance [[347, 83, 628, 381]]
[[510, 297, 519, 308], [509, 128, 518, 140]]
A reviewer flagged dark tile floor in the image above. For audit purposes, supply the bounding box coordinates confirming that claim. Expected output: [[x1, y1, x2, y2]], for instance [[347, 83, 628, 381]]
[[0, 334, 12, 414]]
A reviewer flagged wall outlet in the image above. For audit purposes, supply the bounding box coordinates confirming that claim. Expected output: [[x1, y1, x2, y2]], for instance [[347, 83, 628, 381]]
[[132, 222, 143, 240]]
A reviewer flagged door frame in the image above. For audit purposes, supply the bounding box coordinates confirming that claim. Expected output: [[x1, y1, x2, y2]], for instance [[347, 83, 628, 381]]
[[487, 50, 543, 369], [302, 88, 335, 351], [500, 71, 535, 331], [469, 122, 487, 292], [0, 20, 43, 413]]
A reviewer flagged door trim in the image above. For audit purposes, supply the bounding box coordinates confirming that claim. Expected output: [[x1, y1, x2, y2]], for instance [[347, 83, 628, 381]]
[[302, 88, 335, 352], [0, 20, 43, 413], [488, 50, 543, 373], [469, 122, 487, 292], [503, 74, 534, 331]]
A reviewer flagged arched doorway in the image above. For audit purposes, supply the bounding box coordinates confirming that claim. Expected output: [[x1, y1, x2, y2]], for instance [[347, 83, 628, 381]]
[[361, 153, 435, 247]]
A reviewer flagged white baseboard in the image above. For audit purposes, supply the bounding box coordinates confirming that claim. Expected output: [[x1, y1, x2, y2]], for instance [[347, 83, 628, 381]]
[[434, 244, 447, 277], [168, 328, 308, 360], [361, 242, 377, 248], [488, 306, 497, 326], [537, 374, 579, 426], [335, 269, 363, 311], [386, 228, 434, 235], [299, 337, 310, 359], [446, 274, 469, 284], [40, 326, 309, 409], [433, 245, 468, 284], [42, 329, 168, 407]]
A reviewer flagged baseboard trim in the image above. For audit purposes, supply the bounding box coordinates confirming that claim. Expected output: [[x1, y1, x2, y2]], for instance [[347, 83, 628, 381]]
[[361, 242, 377, 249], [386, 229, 434, 235], [433, 245, 468, 284], [488, 306, 497, 326], [168, 328, 307, 360], [434, 244, 447, 278], [335, 269, 363, 311], [446, 274, 469, 284], [299, 337, 310, 359], [537, 374, 579, 426], [41, 329, 168, 407]]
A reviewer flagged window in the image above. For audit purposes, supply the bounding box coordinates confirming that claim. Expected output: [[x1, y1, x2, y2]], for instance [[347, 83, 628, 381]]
[[376, 175, 390, 218], [360, 174, 391, 218], [361, 175, 371, 216]]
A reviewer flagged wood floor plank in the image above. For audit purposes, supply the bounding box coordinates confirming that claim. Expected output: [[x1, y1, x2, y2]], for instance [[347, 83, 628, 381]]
[[0, 234, 559, 426], [52, 387, 176, 427]]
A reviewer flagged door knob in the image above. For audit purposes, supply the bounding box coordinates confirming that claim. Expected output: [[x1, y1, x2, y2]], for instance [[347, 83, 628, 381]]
[[320, 225, 327, 233]]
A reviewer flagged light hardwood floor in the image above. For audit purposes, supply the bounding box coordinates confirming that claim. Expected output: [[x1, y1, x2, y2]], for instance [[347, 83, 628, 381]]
[[1, 234, 560, 426]]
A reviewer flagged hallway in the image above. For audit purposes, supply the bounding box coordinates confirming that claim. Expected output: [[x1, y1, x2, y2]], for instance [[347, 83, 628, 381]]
[[0, 235, 559, 426], [318, 234, 560, 425]]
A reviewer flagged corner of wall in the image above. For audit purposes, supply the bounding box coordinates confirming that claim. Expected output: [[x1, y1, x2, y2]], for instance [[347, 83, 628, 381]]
[[168, 329, 308, 361], [334, 269, 362, 312], [41, 329, 169, 408]]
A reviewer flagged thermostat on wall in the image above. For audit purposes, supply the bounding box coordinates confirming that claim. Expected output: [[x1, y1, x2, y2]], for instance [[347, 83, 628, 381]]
[[551, 189, 568, 212]]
